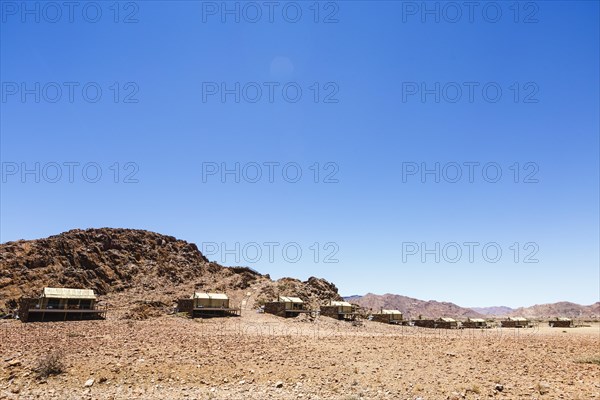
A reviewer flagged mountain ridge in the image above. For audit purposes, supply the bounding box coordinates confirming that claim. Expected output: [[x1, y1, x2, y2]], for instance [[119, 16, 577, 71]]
[[344, 293, 484, 319], [345, 294, 600, 319], [469, 306, 515, 316]]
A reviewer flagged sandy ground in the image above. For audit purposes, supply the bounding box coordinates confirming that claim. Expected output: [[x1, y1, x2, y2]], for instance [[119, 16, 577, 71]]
[[1, 312, 599, 400]]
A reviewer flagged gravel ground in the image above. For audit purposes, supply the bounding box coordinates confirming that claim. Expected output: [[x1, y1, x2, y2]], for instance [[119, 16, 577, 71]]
[[1, 313, 599, 400]]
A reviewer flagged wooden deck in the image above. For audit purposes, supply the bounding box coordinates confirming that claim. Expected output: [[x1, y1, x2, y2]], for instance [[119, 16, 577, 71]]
[[24, 308, 106, 322], [191, 307, 241, 318]]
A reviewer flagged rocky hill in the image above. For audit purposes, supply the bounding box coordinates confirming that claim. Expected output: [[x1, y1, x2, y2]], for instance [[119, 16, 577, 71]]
[[346, 294, 600, 319], [508, 301, 600, 319], [345, 293, 484, 319], [0, 228, 341, 315], [470, 306, 515, 317]]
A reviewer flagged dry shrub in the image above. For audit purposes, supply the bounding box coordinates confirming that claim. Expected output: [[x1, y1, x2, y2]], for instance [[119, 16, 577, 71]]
[[34, 350, 65, 379], [122, 301, 166, 320]]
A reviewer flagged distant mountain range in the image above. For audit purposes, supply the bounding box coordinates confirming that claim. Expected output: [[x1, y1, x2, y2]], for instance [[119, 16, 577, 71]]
[[345, 294, 600, 319], [507, 301, 600, 319], [470, 306, 515, 316], [344, 293, 484, 319]]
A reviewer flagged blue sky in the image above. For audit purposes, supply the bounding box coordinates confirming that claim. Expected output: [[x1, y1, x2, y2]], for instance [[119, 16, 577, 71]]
[[1, 1, 598, 308]]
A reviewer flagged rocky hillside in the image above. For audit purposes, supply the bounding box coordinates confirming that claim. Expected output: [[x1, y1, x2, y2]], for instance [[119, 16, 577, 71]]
[[470, 306, 515, 317], [0, 228, 341, 315], [508, 301, 600, 319], [346, 293, 600, 319], [345, 293, 484, 319]]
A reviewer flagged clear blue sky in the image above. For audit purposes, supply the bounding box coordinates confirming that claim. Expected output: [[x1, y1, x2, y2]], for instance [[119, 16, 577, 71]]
[[1, 1, 598, 308]]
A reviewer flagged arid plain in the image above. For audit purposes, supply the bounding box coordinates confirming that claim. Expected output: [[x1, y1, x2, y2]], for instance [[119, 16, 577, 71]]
[[1, 311, 599, 400]]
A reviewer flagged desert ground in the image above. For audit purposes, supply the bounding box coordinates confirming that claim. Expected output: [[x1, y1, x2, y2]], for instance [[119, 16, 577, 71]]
[[0, 310, 599, 400]]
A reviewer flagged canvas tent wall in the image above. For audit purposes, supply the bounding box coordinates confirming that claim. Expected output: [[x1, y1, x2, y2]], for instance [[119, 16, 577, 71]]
[[372, 309, 403, 324], [177, 292, 239, 318], [329, 300, 353, 313], [191, 293, 229, 308], [383, 309, 403, 321], [412, 319, 437, 328], [320, 300, 357, 320], [549, 317, 573, 328], [39, 287, 97, 310], [437, 317, 459, 329], [278, 296, 304, 311], [501, 317, 531, 328], [264, 296, 312, 318], [462, 318, 488, 328], [19, 287, 104, 322]]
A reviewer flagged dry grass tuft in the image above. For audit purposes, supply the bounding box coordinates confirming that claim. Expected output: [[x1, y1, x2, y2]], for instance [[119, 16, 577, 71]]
[[34, 350, 66, 379]]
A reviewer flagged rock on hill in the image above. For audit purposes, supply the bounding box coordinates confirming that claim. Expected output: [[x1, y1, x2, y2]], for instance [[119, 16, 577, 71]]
[[345, 293, 484, 319], [0, 228, 341, 315], [508, 301, 600, 319]]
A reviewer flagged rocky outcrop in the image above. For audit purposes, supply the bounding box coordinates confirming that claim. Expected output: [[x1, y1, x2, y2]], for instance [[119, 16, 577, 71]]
[[253, 276, 343, 309], [0, 228, 341, 315]]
